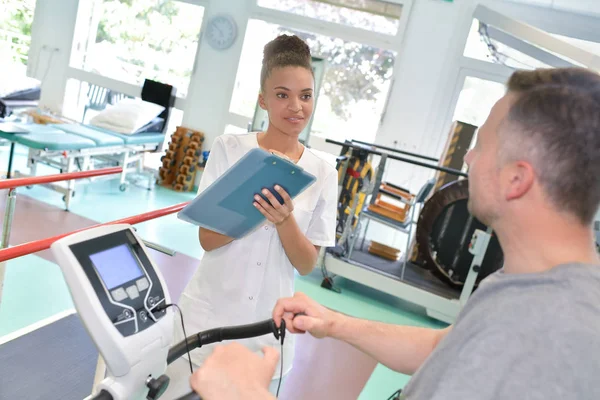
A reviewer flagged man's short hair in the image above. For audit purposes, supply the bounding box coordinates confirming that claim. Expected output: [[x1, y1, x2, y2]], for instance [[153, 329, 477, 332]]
[[500, 67, 600, 225]]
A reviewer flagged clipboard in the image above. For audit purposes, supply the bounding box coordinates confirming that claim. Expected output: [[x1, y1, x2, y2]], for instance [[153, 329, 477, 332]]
[[177, 148, 316, 238]]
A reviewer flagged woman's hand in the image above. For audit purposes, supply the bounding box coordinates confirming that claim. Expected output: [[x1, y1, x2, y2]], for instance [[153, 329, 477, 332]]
[[254, 184, 318, 275], [253, 185, 294, 225]]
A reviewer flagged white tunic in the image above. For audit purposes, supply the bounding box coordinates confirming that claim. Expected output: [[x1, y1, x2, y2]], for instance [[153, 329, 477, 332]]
[[176, 132, 338, 379]]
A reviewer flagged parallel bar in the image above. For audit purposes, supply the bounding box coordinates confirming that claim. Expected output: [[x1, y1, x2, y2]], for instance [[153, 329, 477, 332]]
[[351, 140, 439, 162], [1, 189, 16, 249], [326, 139, 468, 177], [0, 188, 17, 305], [0, 202, 189, 263], [0, 167, 123, 190]]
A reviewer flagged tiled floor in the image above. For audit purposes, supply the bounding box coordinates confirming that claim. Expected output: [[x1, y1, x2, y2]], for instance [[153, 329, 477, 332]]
[[0, 143, 446, 399]]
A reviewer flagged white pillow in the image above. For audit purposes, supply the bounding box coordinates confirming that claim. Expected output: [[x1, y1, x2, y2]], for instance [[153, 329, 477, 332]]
[[89, 98, 165, 134]]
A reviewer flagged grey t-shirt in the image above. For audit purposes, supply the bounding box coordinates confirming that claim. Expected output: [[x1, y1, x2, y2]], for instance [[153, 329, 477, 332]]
[[401, 263, 600, 400]]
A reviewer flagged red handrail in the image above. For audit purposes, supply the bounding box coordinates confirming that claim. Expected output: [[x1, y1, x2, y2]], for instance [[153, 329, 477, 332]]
[[0, 201, 190, 262], [0, 167, 123, 190]]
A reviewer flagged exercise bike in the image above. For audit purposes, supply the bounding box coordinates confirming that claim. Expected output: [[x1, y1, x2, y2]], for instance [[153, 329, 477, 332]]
[[50, 223, 286, 400]]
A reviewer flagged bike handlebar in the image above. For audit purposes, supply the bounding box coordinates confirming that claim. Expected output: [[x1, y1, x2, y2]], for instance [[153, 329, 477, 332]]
[[89, 318, 284, 400], [168, 318, 281, 365], [172, 318, 284, 400]]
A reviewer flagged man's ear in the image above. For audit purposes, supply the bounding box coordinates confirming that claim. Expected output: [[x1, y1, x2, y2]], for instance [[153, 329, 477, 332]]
[[258, 92, 267, 110], [505, 161, 535, 200]]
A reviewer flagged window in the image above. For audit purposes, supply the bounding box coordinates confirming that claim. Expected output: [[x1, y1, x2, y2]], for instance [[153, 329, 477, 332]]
[[229, 19, 396, 143], [71, 0, 204, 97], [257, 0, 403, 35], [452, 76, 506, 128], [451, 75, 506, 172], [463, 19, 552, 70], [63, 78, 127, 123], [0, 0, 36, 71]]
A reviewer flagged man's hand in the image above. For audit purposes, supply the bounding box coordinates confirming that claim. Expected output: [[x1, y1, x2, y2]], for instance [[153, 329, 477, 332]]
[[190, 343, 278, 400], [253, 185, 294, 226], [274, 293, 452, 376], [272, 292, 340, 338]]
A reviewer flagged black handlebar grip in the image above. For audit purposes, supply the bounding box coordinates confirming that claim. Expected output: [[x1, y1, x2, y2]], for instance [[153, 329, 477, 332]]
[[176, 391, 202, 400], [168, 319, 281, 365], [167, 320, 285, 400], [198, 319, 279, 346], [220, 319, 278, 341]]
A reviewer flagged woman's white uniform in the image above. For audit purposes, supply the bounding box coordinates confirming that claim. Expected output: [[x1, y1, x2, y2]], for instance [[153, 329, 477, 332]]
[[168, 132, 337, 395]]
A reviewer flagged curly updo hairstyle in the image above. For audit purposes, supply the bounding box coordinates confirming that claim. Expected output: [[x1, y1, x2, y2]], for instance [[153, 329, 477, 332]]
[[260, 34, 313, 91]]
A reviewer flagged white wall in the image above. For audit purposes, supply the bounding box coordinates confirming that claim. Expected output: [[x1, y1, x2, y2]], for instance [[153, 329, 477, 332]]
[[28, 0, 80, 113], [181, 0, 250, 150], [372, 0, 479, 194]]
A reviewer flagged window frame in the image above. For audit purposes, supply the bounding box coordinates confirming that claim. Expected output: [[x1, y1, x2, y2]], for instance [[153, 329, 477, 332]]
[[429, 3, 600, 161], [225, 0, 414, 138], [65, 0, 209, 110]]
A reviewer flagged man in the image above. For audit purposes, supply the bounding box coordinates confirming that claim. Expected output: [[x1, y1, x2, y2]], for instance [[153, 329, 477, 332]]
[[188, 67, 600, 399]]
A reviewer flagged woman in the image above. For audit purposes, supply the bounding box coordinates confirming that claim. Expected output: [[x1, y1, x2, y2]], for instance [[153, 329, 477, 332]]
[[166, 34, 338, 397]]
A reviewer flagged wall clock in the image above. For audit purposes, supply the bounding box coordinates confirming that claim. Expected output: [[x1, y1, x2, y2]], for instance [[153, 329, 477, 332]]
[[205, 14, 238, 50]]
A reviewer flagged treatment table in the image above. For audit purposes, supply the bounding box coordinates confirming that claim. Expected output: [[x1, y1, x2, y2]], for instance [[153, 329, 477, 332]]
[[0, 122, 165, 209]]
